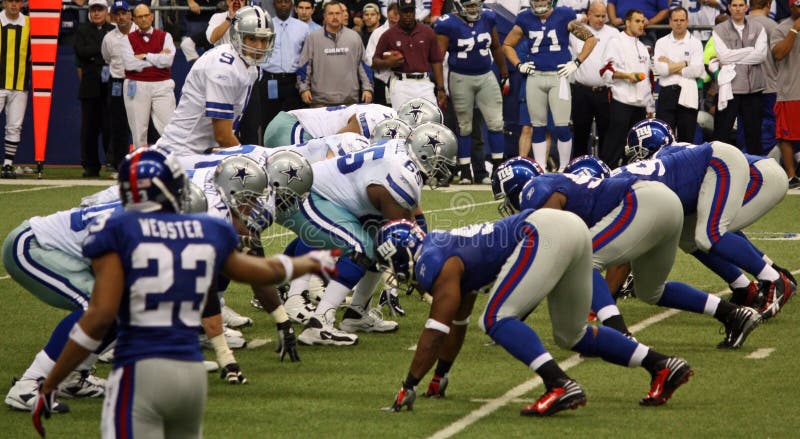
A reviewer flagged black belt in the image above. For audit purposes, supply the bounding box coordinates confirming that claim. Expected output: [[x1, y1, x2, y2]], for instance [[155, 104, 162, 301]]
[[394, 72, 428, 80], [263, 71, 296, 80], [661, 84, 681, 91], [575, 82, 607, 93], [110, 77, 125, 82]]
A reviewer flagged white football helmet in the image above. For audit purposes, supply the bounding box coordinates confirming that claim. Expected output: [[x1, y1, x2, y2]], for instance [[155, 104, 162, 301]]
[[229, 6, 275, 66], [183, 181, 209, 214], [405, 122, 458, 186], [453, 0, 482, 22], [265, 150, 313, 220], [396, 98, 444, 128], [214, 155, 273, 234], [530, 0, 553, 15], [370, 118, 412, 144]]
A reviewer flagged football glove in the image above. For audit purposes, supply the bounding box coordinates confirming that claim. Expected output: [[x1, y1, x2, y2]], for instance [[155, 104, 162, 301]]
[[275, 320, 301, 362], [32, 381, 57, 438], [220, 362, 248, 384], [390, 385, 417, 412], [379, 287, 405, 317], [500, 76, 510, 96], [557, 60, 580, 78], [307, 249, 340, 282], [425, 374, 448, 398], [517, 61, 536, 76]]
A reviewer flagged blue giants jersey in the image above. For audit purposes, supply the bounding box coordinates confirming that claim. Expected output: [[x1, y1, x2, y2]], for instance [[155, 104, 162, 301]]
[[615, 142, 714, 214], [518, 173, 637, 227], [434, 10, 498, 75], [514, 7, 576, 71], [414, 211, 535, 294], [82, 210, 239, 368]]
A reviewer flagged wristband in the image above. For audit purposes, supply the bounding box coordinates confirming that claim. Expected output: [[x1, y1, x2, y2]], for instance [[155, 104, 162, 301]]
[[275, 254, 294, 284], [425, 318, 451, 334], [791, 29, 799, 35], [574, 58, 582, 67], [452, 316, 470, 326], [69, 323, 102, 352]]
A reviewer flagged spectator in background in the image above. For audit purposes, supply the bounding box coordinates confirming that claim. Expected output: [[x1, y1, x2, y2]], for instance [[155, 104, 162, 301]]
[[373, 0, 444, 109], [365, 1, 399, 106], [0, 0, 30, 179], [102, 0, 136, 173], [358, 2, 382, 46], [569, 0, 618, 158], [75, 0, 115, 178], [207, 0, 243, 46], [179, 0, 218, 61], [557, 0, 597, 15], [600, 9, 654, 167], [59, 0, 87, 47], [608, 0, 669, 47], [295, 0, 322, 31], [238, 0, 308, 144], [297, 0, 372, 106], [748, 0, 779, 155], [122, 4, 177, 148], [653, 7, 704, 143], [711, 0, 766, 155], [669, 0, 725, 42], [771, 0, 800, 188]]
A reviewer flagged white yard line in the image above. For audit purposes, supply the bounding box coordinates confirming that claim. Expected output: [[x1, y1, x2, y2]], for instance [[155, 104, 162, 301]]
[[746, 348, 775, 359]]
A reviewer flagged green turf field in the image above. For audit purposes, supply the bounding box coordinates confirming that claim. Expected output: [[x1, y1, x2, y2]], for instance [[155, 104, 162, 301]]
[[1, 180, 798, 438]]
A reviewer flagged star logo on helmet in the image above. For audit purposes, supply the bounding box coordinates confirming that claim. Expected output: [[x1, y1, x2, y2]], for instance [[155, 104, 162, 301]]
[[385, 126, 398, 138], [407, 104, 423, 123], [282, 164, 302, 183], [230, 166, 251, 184], [424, 132, 442, 150]]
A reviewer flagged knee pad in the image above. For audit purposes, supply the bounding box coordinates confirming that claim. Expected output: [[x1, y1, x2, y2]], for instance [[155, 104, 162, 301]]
[[334, 256, 367, 289], [532, 126, 547, 143]]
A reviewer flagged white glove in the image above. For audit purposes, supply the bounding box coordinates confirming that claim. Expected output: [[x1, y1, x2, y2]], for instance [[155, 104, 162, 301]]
[[517, 61, 536, 76], [557, 60, 580, 78], [307, 249, 340, 282]]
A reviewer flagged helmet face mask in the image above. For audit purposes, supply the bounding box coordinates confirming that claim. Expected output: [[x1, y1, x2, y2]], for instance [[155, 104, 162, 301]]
[[376, 219, 426, 291], [406, 122, 458, 188], [530, 0, 553, 15], [214, 155, 273, 234], [265, 150, 313, 221], [454, 0, 482, 21], [490, 157, 544, 217], [625, 119, 675, 162], [229, 6, 275, 66], [118, 147, 187, 213]]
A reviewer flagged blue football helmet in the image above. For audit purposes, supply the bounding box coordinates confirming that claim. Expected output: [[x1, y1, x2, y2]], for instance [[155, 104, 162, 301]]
[[376, 219, 426, 289], [625, 119, 675, 162], [491, 157, 544, 217], [118, 147, 187, 213], [564, 155, 611, 179]]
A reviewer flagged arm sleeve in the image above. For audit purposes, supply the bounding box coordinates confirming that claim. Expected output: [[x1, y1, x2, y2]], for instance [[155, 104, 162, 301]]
[[101, 34, 113, 64], [144, 33, 177, 68], [736, 28, 767, 65], [296, 36, 313, 93], [713, 30, 757, 64], [652, 38, 670, 77], [121, 38, 152, 71], [681, 39, 705, 78]]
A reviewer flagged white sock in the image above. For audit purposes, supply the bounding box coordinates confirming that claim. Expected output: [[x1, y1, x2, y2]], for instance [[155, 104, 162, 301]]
[[729, 275, 751, 289], [314, 280, 352, 318], [757, 264, 780, 282], [287, 274, 311, 299], [77, 353, 99, 372], [557, 139, 572, 171], [350, 271, 383, 309], [762, 255, 774, 266], [703, 294, 721, 316], [532, 141, 548, 170], [22, 350, 55, 381]]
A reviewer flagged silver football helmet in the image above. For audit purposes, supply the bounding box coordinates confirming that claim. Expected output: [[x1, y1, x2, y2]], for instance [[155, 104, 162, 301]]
[[530, 0, 553, 15], [370, 118, 412, 144], [405, 122, 458, 186], [331, 132, 371, 155], [214, 155, 273, 234], [183, 181, 209, 214], [396, 97, 444, 128], [229, 6, 275, 67], [265, 150, 313, 220], [453, 0, 482, 22]]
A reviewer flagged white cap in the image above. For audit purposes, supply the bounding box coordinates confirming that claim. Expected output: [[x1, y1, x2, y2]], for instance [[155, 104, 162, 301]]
[[88, 0, 109, 8]]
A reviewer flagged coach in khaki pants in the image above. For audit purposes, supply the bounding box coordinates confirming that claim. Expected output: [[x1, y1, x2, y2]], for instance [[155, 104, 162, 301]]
[[121, 4, 176, 148]]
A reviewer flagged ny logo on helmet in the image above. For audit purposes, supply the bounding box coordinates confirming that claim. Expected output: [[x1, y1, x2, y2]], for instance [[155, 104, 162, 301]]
[[635, 126, 653, 139]]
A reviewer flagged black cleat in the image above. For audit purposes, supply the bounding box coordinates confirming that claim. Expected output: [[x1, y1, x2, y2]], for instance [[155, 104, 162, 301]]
[[717, 306, 761, 349]]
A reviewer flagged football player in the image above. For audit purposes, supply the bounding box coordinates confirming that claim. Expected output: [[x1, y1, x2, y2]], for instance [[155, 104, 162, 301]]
[[492, 157, 763, 350], [31, 148, 338, 438], [502, 0, 597, 171], [262, 103, 396, 147], [433, 0, 508, 183], [378, 211, 692, 416]]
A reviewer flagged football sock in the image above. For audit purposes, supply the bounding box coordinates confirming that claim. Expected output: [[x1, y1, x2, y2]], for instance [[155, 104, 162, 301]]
[[434, 359, 453, 377], [709, 233, 770, 279], [287, 274, 311, 299], [488, 131, 504, 159], [656, 281, 711, 314], [314, 280, 351, 317], [456, 135, 471, 165], [487, 316, 547, 366], [757, 264, 780, 282], [641, 349, 670, 375], [22, 350, 56, 381], [691, 250, 744, 284], [712, 299, 738, 323], [572, 325, 643, 367], [531, 142, 547, 170], [601, 314, 630, 335], [556, 139, 572, 171], [349, 270, 383, 309], [43, 309, 83, 362], [730, 274, 751, 289], [535, 359, 570, 389]]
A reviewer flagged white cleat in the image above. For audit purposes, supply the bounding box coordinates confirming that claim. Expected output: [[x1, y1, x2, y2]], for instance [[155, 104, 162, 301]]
[[222, 305, 253, 329], [298, 309, 359, 346], [60, 370, 106, 398], [284, 293, 316, 325], [5, 378, 70, 412], [339, 306, 399, 333]]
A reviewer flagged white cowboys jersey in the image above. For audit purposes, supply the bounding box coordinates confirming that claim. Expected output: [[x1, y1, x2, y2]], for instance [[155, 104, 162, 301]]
[[157, 44, 257, 156], [289, 104, 396, 138], [311, 141, 422, 218], [275, 133, 371, 163], [28, 201, 122, 261]]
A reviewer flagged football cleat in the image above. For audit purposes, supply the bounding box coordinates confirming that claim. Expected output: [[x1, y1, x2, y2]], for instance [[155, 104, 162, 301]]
[[757, 272, 796, 320], [1, 164, 16, 179], [729, 281, 760, 307], [640, 357, 693, 406], [200, 327, 247, 350], [297, 309, 359, 346], [222, 304, 253, 329], [378, 288, 405, 316], [60, 370, 106, 399], [520, 379, 586, 416], [5, 378, 70, 413], [772, 264, 797, 287], [284, 293, 316, 325], [250, 296, 265, 310], [717, 306, 760, 349], [614, 274, 636, 301], [425, 374, 448, 398], [339, 306, 399, 333]]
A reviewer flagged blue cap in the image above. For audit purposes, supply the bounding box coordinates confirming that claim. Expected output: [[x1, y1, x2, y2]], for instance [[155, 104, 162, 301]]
[[111, 0, 130, 12]]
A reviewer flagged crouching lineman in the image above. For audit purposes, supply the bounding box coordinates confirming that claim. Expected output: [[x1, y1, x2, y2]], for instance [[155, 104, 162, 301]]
[[378, 210, 692, 416], [30, 147, 338, 438]]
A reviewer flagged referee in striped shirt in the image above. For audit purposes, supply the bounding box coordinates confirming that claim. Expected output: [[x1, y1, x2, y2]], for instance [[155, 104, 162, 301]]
[[0, 0, 31, 179]]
